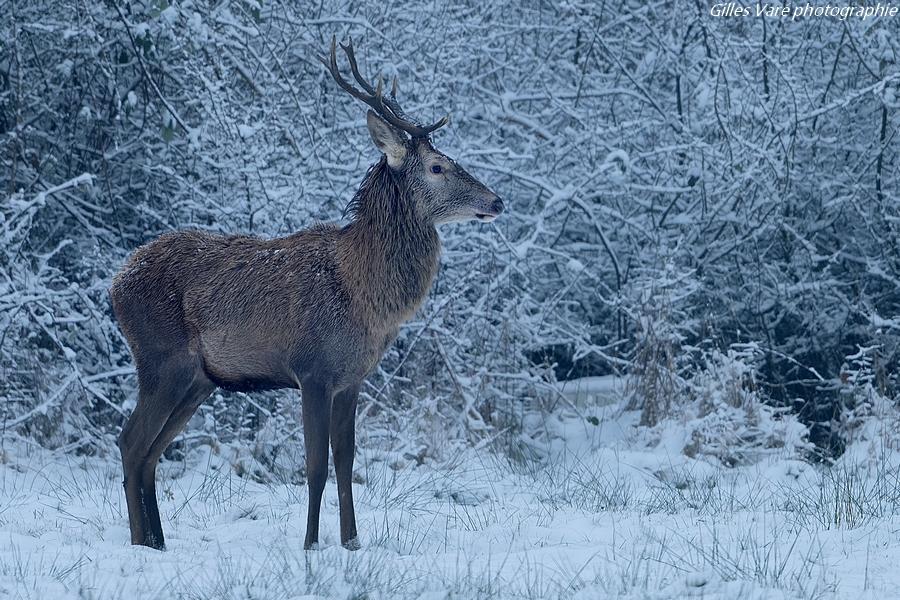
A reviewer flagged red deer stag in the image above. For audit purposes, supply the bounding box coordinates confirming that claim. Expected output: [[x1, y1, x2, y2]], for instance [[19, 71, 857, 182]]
[[110, 37, 504, 551]]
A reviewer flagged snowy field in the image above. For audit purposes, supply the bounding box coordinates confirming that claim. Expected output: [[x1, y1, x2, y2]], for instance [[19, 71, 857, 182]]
[[1, 395, 898, 600]]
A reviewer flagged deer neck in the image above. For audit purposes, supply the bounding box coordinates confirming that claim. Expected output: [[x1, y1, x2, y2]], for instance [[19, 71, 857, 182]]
[[338, 158, 441, 326]]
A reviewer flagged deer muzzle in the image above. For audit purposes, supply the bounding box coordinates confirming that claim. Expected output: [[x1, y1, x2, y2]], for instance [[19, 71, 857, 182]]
[[475, 197, 505, 222]]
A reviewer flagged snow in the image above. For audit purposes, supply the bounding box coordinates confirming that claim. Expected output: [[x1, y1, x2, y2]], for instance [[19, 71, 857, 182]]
[[555, 375, 625, 408], [2, 397, 898, 599], [238, 124, 261, 139], [566, 258, 585, 274]]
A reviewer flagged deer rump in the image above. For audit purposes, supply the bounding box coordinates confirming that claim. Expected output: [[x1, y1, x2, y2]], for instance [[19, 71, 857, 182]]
[[111, 227, 384, 396]]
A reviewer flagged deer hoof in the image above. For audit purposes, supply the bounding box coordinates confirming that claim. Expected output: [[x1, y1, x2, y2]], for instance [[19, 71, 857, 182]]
[[134, 538, 166, 551], [342, 537, 361, 551]]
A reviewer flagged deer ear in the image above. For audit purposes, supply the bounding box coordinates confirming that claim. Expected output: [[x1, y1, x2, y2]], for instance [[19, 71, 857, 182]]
[[366, 110, 407, 168]]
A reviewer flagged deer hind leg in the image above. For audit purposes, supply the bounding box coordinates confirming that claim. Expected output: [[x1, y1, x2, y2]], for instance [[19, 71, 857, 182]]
[[119, 350, 211, 550], [119, 394, 169, 549], [300, 379, 333, 550], [330, 385, 360, 550], [139, 374, 214, 549]]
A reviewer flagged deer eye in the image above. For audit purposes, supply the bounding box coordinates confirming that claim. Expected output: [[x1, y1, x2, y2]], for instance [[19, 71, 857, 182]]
[[430, 165, 442, 174]]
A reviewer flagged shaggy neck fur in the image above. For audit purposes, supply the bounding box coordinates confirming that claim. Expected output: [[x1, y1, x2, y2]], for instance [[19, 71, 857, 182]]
[[338, 156, 441, 325]]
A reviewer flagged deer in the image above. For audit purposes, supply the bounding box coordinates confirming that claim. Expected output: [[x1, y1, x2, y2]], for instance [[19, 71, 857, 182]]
[[109, 37, 504, 551]]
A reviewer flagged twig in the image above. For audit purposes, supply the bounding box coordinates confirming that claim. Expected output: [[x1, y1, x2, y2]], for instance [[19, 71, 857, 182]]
[[112, 2, 192, 134]]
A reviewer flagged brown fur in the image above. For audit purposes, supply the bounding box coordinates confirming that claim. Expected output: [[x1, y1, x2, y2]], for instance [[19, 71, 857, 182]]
[[113, 182, 438, 395], [111, 158, 436, 550]]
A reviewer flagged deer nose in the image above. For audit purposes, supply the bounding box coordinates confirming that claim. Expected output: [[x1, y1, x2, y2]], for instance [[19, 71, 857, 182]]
[[490, 197, 505, 215]]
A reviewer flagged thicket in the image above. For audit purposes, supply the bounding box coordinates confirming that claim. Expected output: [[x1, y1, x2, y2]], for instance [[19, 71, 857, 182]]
[[1, 1, 897, 463]]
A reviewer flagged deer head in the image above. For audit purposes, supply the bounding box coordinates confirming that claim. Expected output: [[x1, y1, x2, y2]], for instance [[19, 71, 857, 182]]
[[320, 37, 505, 225]]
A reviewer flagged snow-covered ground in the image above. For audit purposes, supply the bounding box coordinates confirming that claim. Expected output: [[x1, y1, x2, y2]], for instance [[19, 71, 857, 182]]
[[1, 400, 898, 599]]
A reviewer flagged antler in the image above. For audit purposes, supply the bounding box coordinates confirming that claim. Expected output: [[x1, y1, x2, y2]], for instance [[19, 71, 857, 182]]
[[318, 36, 449, 139]]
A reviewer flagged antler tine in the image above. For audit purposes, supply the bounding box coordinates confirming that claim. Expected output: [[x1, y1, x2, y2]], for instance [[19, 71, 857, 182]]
[[340, 37, 376, 95], [315, 35, 335, 75], [321, 36, 450, 138], [340, 37, 410, 122], [418, 113, 451, 136], [320, 35, 380, 111]]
